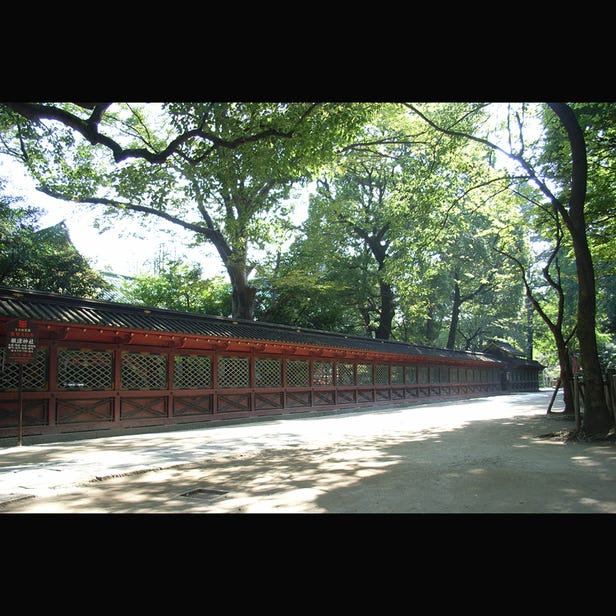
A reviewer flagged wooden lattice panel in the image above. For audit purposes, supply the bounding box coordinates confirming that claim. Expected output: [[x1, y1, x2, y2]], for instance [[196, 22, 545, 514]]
[[174, 355, 212, 389], [0, 348, 48, 391], [217, 357, 249, 388], [313, 361, 333, 386], [375, 364, 389, 385], [357, 363, 373, 385], [286, 360, 309, 387], [391, 365, 404, 385], [57, 348, 113, 390], [336, 362, 354, 386], [255, 358, 281, 388], [121, 352, 167, 390]]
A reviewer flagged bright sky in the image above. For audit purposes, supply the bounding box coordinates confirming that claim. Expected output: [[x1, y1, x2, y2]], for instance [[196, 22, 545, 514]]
[[0, 155, 227, 278], [1, 154, 312, 280]]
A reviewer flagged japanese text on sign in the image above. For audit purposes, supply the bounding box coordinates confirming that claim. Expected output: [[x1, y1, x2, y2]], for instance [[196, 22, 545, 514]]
[[6, 319, 38, 363]]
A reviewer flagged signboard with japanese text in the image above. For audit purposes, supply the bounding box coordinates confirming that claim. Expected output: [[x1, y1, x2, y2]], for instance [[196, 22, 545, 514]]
[[6, 318, 39, 363]]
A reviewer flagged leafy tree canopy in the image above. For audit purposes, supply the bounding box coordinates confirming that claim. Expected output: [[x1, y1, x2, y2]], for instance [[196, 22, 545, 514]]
[[0, 178, 110, 297], [119, 260, 232, 316], [0, 102, 377, 319]]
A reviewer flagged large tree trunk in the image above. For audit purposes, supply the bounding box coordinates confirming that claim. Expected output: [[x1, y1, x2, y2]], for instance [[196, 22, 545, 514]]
[[526, 297, 534, 360], [555, 338, 575, 416], [227, 263, 256, 320], [548, 103, 614, 436], [425, 304, 437, 344], [447, 282, 461, 350], [375, 279, 395, 339]]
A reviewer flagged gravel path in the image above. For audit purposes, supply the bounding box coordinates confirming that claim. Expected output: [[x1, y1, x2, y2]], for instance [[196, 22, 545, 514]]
[[1, 390, 614, 513]]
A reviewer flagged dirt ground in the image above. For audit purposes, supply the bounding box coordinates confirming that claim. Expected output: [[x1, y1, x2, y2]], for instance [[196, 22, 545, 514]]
[[1, 390, 615, 514]]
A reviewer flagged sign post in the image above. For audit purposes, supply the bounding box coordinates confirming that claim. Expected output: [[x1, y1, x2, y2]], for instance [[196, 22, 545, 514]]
[[5, 319, 38, 446]]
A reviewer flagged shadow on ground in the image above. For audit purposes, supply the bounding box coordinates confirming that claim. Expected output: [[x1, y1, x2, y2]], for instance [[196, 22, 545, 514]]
[[2, 407, 614, 514]]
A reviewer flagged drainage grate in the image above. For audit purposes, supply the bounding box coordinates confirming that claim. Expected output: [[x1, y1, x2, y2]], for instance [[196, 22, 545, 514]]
[[179, 487, 228, 501]]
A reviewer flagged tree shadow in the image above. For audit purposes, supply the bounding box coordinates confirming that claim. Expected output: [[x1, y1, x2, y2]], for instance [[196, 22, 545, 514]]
[[2, 399, 614, 514]]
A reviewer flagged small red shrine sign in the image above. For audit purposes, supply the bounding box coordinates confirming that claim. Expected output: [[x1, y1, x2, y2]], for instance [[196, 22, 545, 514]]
[[6, 318, 39, 363]]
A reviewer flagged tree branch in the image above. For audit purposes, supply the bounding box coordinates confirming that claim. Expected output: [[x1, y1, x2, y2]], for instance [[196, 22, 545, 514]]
[[38, 185, 215, 238], [3, 102, 315, 166], [404, 103, 574, 230]]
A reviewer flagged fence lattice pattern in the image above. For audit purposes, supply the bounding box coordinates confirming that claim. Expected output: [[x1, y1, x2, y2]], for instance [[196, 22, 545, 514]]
[[121, 352, 167, 390], [337, 362, 354, 386], [391, 365, 404, 385], [255, 358, 281, 387], [357, 363, 373, 385], [174, 354, 212, 389], [57, 348, 113, 390], [1, 348, 48, 391], [376, 364, 389, 385], [217, 356, 249, 388], [313, 361, 333, 386], [286, 360, 310, 387]]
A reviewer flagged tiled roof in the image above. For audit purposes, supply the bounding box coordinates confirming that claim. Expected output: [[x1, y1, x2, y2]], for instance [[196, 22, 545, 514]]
[[0, 286, 513, 365]]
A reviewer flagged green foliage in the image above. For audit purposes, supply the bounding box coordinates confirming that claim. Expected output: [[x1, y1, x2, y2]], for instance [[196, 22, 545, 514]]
[[596, 333, 616, 371], [0, 102, 378, 319], [386, 105, 529, 349], [253, 250, 369, 334], [255, 104, 530, 350], [535, 102, 615, 352], [119, 260, 233, 316], [0, 179, 111, 298]]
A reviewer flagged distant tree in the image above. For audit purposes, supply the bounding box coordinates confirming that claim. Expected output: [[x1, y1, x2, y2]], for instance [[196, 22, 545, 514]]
[[495, 195, 580, 415], [254, 238, 370, 334], [0, 179, 110, 297], [0, 182, 40, 284], [407, 102, 614, 437], [305, 154, 399, 338], [261, 103, 527, 350], [120, 260, 232, 316]]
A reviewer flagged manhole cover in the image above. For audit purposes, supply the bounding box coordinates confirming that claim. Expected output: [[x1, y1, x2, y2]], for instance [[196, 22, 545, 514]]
[[179, 487, 228, 500]]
